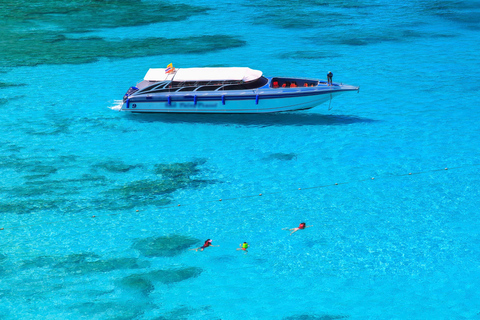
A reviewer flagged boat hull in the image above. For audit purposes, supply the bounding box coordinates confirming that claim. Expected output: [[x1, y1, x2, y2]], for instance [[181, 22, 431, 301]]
[[121, 90, 347, 114]]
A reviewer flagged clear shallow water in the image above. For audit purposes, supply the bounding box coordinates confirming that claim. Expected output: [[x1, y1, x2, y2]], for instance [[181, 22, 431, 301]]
[[1, 0, 480, 319]]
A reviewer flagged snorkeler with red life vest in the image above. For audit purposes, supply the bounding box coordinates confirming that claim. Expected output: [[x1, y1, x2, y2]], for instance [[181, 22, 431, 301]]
[[283, 222, 313, 235], [190, 239, 219, 252]]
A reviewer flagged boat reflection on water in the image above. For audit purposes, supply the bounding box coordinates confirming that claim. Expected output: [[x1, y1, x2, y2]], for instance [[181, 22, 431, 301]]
[[125, 112, 374, 127]]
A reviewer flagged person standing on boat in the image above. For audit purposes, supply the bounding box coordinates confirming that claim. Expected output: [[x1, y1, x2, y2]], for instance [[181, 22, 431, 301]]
[[327, 71, 333, 85]]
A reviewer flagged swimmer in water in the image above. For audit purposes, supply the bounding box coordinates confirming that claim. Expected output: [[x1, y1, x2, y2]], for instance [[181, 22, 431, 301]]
[[283, 222, 313, 235], [236, 242, 249, 253], [190, 239, 218, 252]]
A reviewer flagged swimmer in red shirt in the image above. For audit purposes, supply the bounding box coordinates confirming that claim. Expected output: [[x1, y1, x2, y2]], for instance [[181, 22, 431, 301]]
[[190, 239, 218, 252], [283, 222, 313, 235]]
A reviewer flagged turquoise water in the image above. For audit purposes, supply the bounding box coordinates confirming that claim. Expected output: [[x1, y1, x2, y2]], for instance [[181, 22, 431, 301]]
[[1, 0, 480, 319]]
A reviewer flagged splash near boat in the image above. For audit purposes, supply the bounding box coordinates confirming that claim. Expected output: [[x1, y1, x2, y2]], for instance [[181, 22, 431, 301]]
[[120, 65, 359, 114]]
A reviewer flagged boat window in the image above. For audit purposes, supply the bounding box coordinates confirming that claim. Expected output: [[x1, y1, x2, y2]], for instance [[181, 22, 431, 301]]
[[271, 78, 318, 88], [176, 87, 197, 92], [143, 88, 171, 94], [220, 77, 269, 91], [195, 85, 222, 91], [138, 82, 170, 93]]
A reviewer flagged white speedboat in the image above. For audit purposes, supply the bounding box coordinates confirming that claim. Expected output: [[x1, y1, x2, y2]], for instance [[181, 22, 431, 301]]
[[121, 66, 358, 113]]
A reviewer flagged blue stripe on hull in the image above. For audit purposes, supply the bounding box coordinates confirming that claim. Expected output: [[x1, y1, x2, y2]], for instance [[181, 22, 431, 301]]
[[123, 93, 338, 114]]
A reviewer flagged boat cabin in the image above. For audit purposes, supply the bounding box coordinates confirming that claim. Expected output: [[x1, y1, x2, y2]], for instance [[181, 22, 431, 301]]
[[129, 67, 270, 97]]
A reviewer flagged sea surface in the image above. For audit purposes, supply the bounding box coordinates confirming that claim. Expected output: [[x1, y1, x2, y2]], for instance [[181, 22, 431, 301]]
[[1, 0, 480, 319]]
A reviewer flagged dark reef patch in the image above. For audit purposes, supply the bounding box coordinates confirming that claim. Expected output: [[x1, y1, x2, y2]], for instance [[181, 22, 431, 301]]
[[283, 314, 349, 320], [420, 1, 480, 28], [154, 160, 206, 179], [2, 1, 207, 31], [0, 155, 72, 176], [265, 153, 297, 161], [121, 266, 203, 286], [20, 252, 150, 275], [0, 82, 26, 89], [118, 276, 155, 296], [5, 173, 108, 198], [0, 1, 245, 67], [247, 0, 379, 30], [92, 195, 172, 212], [111, 159, 213, 201], [249, 1, 461, 48], [253, 10, 349, 29], [146, 267, 203, 284], [0, 33, 246, 67], [1, 157, 213, 214], [61, 256, 150, 275], [98, 159, 216, 209], [132, 235, 200, 257], [114, 179, 187, 196], [95, 160, 141, 173], [307, 27, 456, 47], [278, 50, 342, 60], [69, 300, 147, 320], [0, 199, 69, 214], [155, 305, 217, 320]]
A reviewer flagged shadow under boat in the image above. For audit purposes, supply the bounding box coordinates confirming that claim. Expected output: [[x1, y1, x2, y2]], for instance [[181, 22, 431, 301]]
[[125, 112, 376, 127]]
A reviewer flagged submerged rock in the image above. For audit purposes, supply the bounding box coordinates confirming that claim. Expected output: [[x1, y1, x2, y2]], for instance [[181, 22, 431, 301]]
[[112, 160, 212, 205], [155, 305, 217, 320], [95, 160, 140, 173], [3, 1, 207, 31], [62, 257, 150, 274], [0, 199, 66, 214], [19, 256, 58, 270], [70, 300, 148, 320], [283, 314, 349, 320], [147, 267, 203, 284], [116, 179, 184, 196], [132, 235, 199, 257], [154, 160, 206, 179], [266, 152, 297, 161], [118, 276, 155, 296], [122, 266, 203, 286], [20, 252, 150, 275], [0, 32, 246, 67], [0, 82, 26, 88], [92, 195, 172, 211]]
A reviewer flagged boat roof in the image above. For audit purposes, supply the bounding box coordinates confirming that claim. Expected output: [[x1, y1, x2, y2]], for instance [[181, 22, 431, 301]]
[[144, 67, 263, 82]]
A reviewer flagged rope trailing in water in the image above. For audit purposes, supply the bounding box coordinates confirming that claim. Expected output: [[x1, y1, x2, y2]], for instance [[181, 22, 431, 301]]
[[1, 164, 479, 231]]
